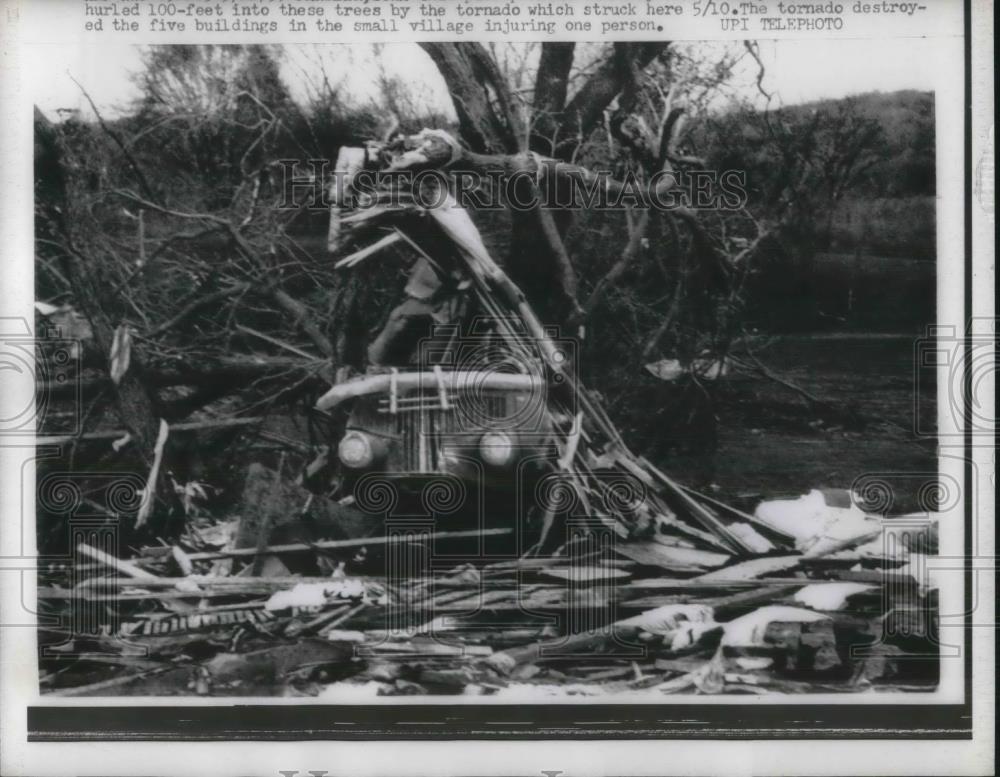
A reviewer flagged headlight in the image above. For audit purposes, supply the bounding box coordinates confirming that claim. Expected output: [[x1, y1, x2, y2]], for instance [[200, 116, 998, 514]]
[[338, 431, 375, 469], [480, 431, 515, 466]]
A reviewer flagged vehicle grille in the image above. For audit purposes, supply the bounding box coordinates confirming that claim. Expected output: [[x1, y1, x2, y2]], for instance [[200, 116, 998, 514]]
[[378, 391, 510, 472]]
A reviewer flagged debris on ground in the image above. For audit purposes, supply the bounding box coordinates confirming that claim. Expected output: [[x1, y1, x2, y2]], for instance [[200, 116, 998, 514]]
[[39, 490, 940, 697]]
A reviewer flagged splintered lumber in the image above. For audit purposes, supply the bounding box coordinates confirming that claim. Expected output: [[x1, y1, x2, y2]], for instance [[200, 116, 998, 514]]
[[486, 603, 712, 674], [76, 542, 161, 583], [285, 603, 362, 639], [142, 527, 513, 562], [802, 525, 885, 558], [487, 581, 813, 675], [355, 639, 493, 658], [704, 585, 806, 618], [614, 541, 730, 572], [610, 584, 807, 612], [72, 575, 566, 607], [171, 546, 194, 576], [335, 230, 404, 268], [609, 452, 734, 552], [63, 586, 317, 601], [74, 575, 375, 590], [693, 555, 804, 582], [638, 457, 761, 555], [679, 485, 798, 549], [540, 566, 631, 582], [623, 576, 816, 591], [482, 555, 632, 572]]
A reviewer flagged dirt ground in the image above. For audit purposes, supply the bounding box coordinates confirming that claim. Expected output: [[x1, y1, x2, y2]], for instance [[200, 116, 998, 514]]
[[653, 333, 937, 512]]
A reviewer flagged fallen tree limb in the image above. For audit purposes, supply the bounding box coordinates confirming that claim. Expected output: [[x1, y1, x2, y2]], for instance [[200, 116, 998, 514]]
[[46, 665, 175, 697], [39, 357, 323, 399], [268, 287, 335, 358], [36, 416, 264, 446], [486, 602, 714, 675], [147, 283, 249, 338], [583, 210, 651, 319]]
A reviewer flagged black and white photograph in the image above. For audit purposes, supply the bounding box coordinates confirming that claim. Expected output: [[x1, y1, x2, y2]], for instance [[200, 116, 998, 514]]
[[0, 0, 994, 772], [26, 35, 948, 693]]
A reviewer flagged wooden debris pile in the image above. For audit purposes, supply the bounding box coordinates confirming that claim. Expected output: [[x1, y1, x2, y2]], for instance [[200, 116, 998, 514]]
[[39, 493, 939, 697]]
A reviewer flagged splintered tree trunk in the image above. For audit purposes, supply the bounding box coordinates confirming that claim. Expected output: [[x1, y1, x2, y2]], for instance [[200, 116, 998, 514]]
[[419, 43, 524, 154], [421, 43, 670, 325]]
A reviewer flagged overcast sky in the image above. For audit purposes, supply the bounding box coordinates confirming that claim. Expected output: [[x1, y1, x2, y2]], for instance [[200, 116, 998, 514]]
[[25, 38, 941, 121]]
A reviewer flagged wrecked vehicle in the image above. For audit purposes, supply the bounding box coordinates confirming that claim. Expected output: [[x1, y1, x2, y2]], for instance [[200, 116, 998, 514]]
[[300, 302, 564, 551], [304, 365, 556, 551], [290, 134, 796, 561]]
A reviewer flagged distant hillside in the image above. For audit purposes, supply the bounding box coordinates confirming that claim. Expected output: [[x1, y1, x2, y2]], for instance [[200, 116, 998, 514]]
[[780, 90, 935, 198], [702, 90, 936, 332], [784, 91, 936, 259]]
